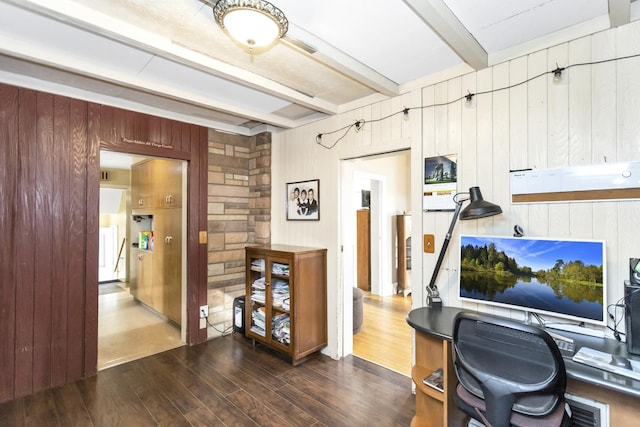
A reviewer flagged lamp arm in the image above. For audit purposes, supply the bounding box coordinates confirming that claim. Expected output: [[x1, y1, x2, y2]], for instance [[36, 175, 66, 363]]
[[426, 199, 464, 307]]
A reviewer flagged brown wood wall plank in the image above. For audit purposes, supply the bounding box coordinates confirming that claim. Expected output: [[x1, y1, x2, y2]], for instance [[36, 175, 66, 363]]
[[121, 109, 135, 142], [0, 84, 19, 402], [148, 115, 160, 146], [199, 126, 208, 342], [171, 121, 183, 152], [160, 118, 171, 149], [50, 95, 71, 388], [197, 125, 209, 343], [66, 99, 88, 382], [99, 108, 192, 160], [0, 83, 210, 403], [84, 103, 101, 378], [187, 125, 200, 345], [33, 92, 55, 392], [180, 122, 191, 154], [15, 89, 37, 398], [98, 105, 115, 143]]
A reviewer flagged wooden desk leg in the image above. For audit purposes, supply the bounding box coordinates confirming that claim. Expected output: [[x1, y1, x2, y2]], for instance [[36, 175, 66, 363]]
[[411, 331, 466, 426]]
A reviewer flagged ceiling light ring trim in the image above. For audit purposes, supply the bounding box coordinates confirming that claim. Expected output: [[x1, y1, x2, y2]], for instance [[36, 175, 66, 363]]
[[213, 0, 288, 50]]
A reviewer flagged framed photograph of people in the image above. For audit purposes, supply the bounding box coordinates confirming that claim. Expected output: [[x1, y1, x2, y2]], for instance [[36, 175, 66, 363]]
[[286, 179, 319, 220]]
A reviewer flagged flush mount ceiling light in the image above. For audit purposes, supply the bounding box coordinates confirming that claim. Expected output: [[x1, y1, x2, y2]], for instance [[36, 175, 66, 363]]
[[213, 0, 288, 52]]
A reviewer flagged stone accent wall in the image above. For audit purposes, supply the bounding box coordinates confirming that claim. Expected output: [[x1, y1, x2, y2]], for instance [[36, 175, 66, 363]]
[[206, 129, 271, 338]]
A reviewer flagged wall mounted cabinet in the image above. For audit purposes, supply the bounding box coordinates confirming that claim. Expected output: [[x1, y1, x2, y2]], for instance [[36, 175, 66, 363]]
[[130, 249, 153, 306], [131, 159, 182, 209], [153, 208, 182, 324], [130, 158, 183, 325]]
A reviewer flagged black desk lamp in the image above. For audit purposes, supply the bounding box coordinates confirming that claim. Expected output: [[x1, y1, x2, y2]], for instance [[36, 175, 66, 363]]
[[426, 187, 502, 307]]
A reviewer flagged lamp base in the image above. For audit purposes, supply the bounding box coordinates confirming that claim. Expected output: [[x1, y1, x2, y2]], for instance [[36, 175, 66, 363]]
[[427, 295, 442, 308], [426, 286, 442, 308]]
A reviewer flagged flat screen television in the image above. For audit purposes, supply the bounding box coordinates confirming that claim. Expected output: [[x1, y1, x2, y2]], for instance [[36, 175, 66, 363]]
[[458, 235, 606, 326]]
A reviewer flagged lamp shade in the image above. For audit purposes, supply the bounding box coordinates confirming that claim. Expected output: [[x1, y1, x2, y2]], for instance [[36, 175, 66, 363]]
[[459, 187, 502, 220], [213, 0, 288, 50]]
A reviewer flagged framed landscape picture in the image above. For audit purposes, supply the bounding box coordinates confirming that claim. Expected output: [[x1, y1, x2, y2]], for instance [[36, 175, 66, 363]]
[[286, 179, 319, 221]]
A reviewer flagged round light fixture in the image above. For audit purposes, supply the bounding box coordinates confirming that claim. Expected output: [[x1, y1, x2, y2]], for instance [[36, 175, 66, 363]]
[[213, 0, 288, 51]]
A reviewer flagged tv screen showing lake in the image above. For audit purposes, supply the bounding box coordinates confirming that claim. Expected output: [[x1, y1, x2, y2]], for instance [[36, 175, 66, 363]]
[[459, 235, 605, 323]]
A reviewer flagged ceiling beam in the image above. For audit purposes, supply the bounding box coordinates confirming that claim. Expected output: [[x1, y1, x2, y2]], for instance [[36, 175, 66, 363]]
[[403, 0, 487, 71], [609, 0, 631, 28], [4, 0, 340, 117], [283, 24, 400, 97]]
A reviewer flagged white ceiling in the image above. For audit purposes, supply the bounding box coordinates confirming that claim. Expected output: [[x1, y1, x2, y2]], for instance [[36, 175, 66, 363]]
[[0, 0, 638, 136]]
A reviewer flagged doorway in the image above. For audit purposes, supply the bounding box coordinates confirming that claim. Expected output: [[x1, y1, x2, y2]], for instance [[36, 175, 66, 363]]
[[98, 151, 185, 370], [98, 224, 119, 283], [342, 150, 413, 376]]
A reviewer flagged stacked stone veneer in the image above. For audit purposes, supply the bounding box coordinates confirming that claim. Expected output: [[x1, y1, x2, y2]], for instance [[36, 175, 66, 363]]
[[206, 129, 271, 339]]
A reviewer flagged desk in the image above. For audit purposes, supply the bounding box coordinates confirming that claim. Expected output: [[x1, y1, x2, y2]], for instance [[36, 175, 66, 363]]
[[407, 306, 640, 427]]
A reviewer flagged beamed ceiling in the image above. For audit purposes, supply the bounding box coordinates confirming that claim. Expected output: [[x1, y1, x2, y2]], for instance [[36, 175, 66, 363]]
[[0, 0, 638, 136]]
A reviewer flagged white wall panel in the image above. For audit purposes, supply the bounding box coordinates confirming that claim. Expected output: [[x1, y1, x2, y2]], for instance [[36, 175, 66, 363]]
[[469, 66, 493, 238], [272, 19, 640, 358], [509, 56, 528, 170], [378, 97, 392, 143], [447, 77, 463, 156], [508, 56, 530, 242], [390, 95, 404, 141], [527, 50, 549, 171], [616, 28, 640, 161], [568, 36, 593, 166], [434, 81, 449, 155], [421, 86, 437, 308], [547, 43, 570, 168], [591, 30, 617, 164], [460, 72, 477, 196], [567, 35, 595, 252], [490, 61, 510, 236], [439, 77, 463, 304], [359, 104, 373, 148], [370, 102, 382, 147], [527, 50, 550, 237]]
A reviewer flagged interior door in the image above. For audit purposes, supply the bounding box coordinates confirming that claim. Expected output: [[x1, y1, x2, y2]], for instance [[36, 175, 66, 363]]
[[356, 209, 370, 291]]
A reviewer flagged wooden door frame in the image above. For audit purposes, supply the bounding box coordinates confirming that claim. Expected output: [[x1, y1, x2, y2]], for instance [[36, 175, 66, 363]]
[[86, 125, 208, 376], [96, 144, 207, 342]]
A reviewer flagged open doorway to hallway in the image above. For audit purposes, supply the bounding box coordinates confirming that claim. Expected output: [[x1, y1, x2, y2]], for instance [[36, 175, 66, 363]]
[[98, 151, 185, 370], [344, 150, 413, 376]]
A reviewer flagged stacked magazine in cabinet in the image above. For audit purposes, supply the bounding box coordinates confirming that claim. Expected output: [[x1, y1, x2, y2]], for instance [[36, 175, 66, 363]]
[[245, 245, 327, 365]]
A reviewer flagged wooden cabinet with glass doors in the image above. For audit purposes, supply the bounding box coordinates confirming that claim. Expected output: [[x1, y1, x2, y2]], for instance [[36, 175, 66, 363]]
[[245, 245, 327, 365]]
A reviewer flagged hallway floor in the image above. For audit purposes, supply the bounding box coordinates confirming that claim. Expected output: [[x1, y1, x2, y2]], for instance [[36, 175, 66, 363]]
[[98, 282, 184, 370], [353, 291, 413, 376]]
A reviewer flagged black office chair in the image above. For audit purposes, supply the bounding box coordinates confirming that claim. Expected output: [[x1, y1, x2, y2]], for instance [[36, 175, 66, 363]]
[[452, 311, 571, 427]]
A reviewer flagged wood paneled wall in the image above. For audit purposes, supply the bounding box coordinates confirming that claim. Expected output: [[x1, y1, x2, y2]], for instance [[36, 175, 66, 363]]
[[271, 19, 640, 359], [0, 83, 208, 403]]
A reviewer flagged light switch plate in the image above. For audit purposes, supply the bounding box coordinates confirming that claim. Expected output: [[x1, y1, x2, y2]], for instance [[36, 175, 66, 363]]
[[199, 231, 208, 244], [424, 234, 435, 253]]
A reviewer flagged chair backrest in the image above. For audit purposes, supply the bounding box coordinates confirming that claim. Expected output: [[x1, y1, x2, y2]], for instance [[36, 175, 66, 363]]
[[452, 311, 566, 426]]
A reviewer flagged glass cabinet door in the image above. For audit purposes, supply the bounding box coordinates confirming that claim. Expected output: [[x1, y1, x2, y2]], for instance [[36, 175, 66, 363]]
[[248, 256, 267, 337], [270, 260, 290, 346]]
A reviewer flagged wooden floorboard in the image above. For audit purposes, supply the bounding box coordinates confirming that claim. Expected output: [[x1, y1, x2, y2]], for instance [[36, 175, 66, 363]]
[[353, 292, 413, 376], [0, 335, 415, 427]]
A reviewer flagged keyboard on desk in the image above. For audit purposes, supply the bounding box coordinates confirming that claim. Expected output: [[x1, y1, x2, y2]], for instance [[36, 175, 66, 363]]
[[572, 347, 640, 381], [554, 338, 575, 357]]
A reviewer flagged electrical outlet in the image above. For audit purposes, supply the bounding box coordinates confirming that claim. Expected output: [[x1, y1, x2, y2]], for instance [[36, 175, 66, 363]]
[[199, 305, 208, 318]]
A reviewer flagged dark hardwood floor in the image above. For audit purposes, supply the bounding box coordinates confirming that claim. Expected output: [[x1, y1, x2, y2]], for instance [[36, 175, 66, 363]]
[[0, 334, 415, 426]]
